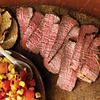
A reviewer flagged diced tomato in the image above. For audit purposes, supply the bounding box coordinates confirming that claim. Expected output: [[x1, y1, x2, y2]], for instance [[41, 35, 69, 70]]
[[24, 89, 34, 100], [20, 69, 27, 81], [3, 80, 10, 92], [0, 62, 9, 74], [0, 92, 3, 99]]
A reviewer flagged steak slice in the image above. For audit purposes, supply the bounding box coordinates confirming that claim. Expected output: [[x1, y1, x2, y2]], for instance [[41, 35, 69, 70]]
[[70, 25, 98, 71], [26, 14, 60, 54], [40, 14, 60, 57], [48, 16, 78, 62], [44, 24, 59, 58], [57, 40, 77, 91], [26, 27, 42, 54], [78, 35, 100, 82], [44, 26, 80, 74], [16, 7, 33, 38], [20, 12, 44, 49], [44, 44, 64, 74], [89, 35, 100, 53]]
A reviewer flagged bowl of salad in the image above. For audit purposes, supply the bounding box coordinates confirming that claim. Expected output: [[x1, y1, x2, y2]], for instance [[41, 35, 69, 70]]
[[0, 50, 45, 100]]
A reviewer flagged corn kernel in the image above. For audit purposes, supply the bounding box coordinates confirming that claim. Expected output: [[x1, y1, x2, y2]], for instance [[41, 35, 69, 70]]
[[11, 85, 17, 93], [7, 91, 13, 97], [5, 97, 11, 100], [12, 98, 16, 100], [19, 81, 25, 87], [0, 74, 6, 80], [17, 89, 24, 95], [11, 68, 15, 74], [35, 92, 41, 98], [17, 95, 23, 100], [0, 74, 3, 80], [8, 64, 14, 71], [7, 73, 14, 80]]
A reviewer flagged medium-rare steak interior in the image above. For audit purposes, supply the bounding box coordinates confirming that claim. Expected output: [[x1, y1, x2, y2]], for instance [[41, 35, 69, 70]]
[[16, 7, 33, 38], [17, 7, 100, 91]]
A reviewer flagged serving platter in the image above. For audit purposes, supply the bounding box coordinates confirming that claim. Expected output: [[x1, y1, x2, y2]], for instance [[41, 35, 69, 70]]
[[1, 4, 100, 100]]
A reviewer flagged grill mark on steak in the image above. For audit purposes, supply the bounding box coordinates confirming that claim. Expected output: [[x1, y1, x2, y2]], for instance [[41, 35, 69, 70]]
[[48, 16, 78, 62], [20, 12, 44, 49], [40, 14, 60, 57], [16, 7, 33, 38], [70, 25, 98, 71], [57, 40, 77, 91]]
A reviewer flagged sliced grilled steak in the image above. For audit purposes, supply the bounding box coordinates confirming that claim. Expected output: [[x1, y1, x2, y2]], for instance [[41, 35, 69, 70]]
[[26, 27, 42, 54], [44, 24, 59, 58], [44, 26, 80, 74], [89, 35, 100, 53], [79, 34, 95, 69], [77, 34, 96, 83], [26, 14, 60, 54], [40, 14, 60, 57], [20, 12, 44, 49], [78, 36, 100, 82], [48, 16, 78, 62], [57, 40, 77, 91], [68, 26, 80, 42], [44, 44, 64, 74], [16, 7, 33, 37], [70, 25, 98, 71]]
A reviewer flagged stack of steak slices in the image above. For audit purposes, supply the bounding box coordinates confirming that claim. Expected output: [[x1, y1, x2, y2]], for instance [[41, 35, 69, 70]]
[[16, 7, 100, 91]]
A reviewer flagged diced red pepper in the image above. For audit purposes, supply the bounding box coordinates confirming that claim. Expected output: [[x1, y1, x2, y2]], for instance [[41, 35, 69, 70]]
[[0, 62, 9, 74], [3, 80, 10, 92], [20, 69, 27, 81], [24, 89, 34, 100], [0, 92, 3, 99]]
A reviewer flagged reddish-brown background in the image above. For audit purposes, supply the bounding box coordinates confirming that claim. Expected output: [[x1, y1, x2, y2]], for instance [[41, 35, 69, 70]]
[[0, 0, 100, 19]]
